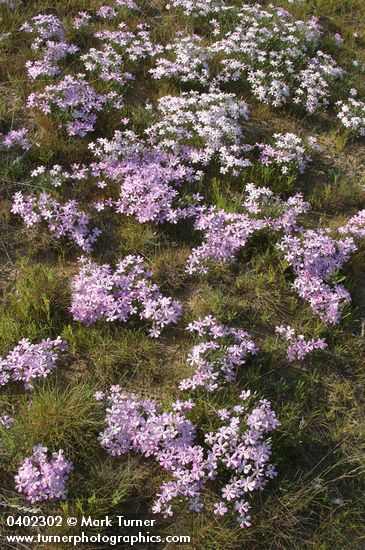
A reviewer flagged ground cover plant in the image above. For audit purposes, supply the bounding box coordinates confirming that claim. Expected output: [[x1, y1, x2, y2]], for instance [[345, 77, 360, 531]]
[[0, 0, 364, 548]]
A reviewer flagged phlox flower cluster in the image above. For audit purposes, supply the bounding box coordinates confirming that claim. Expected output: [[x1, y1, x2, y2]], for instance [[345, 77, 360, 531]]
[[82, 45, 134, 86], [21, 14, 78, 79], [275, 325, 327, 361], [187, 206, 266, 274], [97, 388, 196, 459], [94, 23, 164, 62], [115, 0, 139, 9], [0, 337, 67, 390], [97, 0, 139, 18], [82, 23, 163, 85], [257, 133, 319, 176], [30, 163, 90, 188], [97, 0, 139, 17], [0, 415, 14, 429], [336, 96, 365, 137], [210, 5, 324, 109], [293, 51, 346, 113], [2, 128, 30, 151], [21, 13, 64, 47], [187, 184, 310, 274], [277, 229, 357, 324], [27, 74, 116, 137], [15, 445, 73, 503], [150, 34, 210, 85], [97, 387, 279, 527], [73, 11, 91, 30], [145, 91, 251, 175], [166, 0, 233, 16], [12, 191, 100, 252], [97, 5, 118, 19], [89, 130, 200, 223], [179, 316, 258, 391], [338, 210, 365, 239], [70, 255, 182, 337], [205, 397, 279, 528]]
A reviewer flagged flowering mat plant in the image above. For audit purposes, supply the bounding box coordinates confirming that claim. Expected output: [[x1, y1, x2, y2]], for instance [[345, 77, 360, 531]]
[[0, 0, 364, 548]]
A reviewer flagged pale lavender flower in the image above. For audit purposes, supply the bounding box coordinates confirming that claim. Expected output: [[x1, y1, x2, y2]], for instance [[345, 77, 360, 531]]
[[82, 44, 134, 86], [210, 5, 322, 109], [166, 0, 234, 16], [293, 52, 345, 113], [97, 5, 118, 19], [95, 22, 163, 61], [214, 501, 228, 515]]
